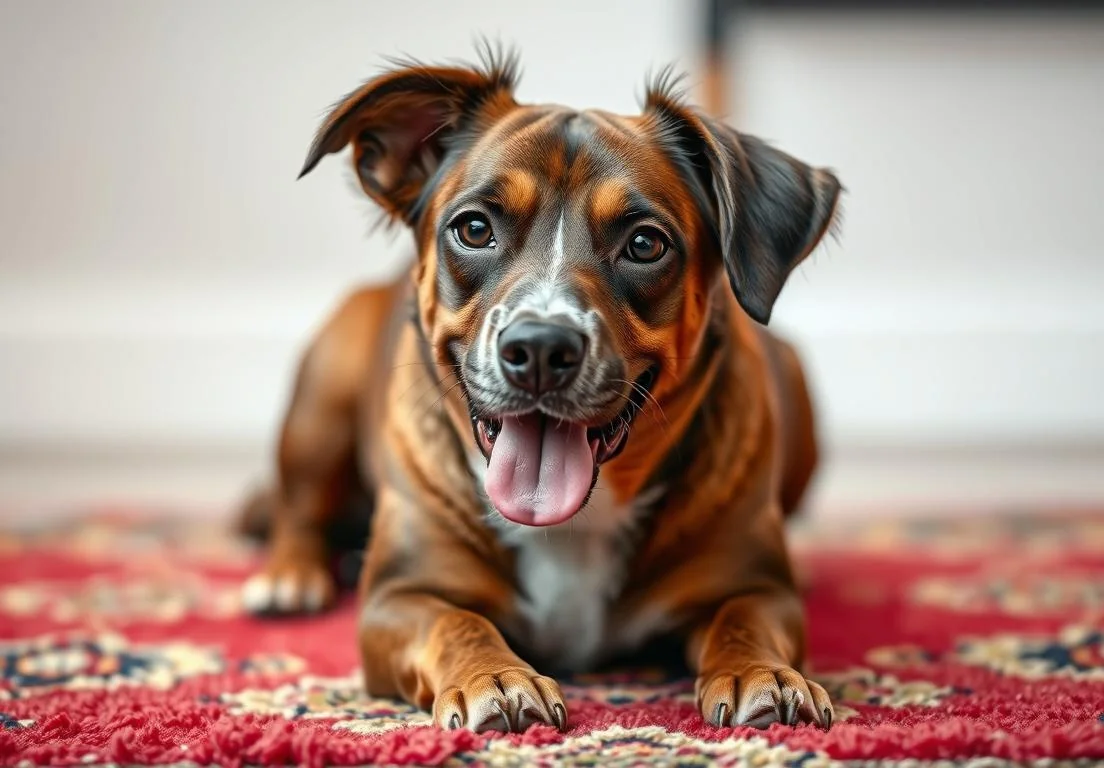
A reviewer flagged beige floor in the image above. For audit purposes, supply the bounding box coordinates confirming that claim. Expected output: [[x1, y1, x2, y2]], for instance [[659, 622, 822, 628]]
[[1, 444, 1101, 525]]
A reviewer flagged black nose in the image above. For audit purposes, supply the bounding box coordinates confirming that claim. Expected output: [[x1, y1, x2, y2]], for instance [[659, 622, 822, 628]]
[[497, 320, 587, 396]]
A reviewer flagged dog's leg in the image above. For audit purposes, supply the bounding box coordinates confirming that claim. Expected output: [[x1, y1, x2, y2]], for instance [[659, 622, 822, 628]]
[[235, 484, 277, 541], [689, 584, 833, 730], [356, 488, 567, 733], [359, 593, 567, 733], [241, 282, 402, 615]]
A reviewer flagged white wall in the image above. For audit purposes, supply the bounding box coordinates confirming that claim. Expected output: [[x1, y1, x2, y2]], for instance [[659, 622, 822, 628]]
[[1, 2, 1102, 465], [0, 0, 695, 451], [737, 13, 1104, 448]]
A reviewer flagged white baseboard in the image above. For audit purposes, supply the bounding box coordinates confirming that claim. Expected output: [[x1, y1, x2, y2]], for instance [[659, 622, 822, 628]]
[[1, 442, 1101, 524], [2, 321, 1102, 449], [807, 443, 1104, 518], [2, 275, 1102, 486], [0, 445, 266, 522]]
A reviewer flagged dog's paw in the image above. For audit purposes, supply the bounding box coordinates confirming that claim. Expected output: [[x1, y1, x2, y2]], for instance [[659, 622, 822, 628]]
[[697, 665, 832, 730], [240, 559, 335, 616], [435, 667, 567, 733]]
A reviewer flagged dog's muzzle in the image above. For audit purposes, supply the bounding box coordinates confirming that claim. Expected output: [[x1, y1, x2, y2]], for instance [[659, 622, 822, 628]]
[[469, 315, 658, 527]]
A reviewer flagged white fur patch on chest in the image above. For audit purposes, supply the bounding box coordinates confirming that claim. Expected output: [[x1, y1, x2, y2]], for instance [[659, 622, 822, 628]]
[[468, 451, 665, 670], [505, 497, 636, 670]]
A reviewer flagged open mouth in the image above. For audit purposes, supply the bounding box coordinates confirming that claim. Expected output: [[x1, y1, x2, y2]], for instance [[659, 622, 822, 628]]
[[469, 366, 658, 527], [471, 365, 657, 464]]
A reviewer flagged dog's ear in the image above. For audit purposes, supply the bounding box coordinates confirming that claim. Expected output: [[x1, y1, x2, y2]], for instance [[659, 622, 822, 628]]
[[645, 81, 841, 325], [299, 51, 520, 224]]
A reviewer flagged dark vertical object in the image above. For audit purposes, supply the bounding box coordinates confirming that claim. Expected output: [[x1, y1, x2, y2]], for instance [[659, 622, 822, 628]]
[[701, 0, 747, 120], [701, 0, 728, 117]]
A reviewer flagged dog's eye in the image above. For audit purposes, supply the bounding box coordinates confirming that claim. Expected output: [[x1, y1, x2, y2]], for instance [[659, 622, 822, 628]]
[[454, 215, 495, 249], [625, 227, 669, 264]]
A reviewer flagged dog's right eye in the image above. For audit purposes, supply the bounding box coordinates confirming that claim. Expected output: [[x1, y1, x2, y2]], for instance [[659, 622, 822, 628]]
[[453, 215, 496, 249]]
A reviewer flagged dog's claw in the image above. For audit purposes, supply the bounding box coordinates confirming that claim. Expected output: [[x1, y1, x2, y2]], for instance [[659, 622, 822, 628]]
[[699, 666, 830, 730], [782, 698, 798, 726], [823, 707, 833, 730], [553, 702, 567, 731], [495, 698, 513, 731], [439, 670, 565, 733]]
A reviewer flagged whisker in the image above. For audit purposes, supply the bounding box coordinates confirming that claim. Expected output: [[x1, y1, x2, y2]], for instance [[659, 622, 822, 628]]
[[419, 376, 462, 417], [610, 378, 671, 437], [390, 360, 441, 371], [406, 370, 457, 413], [397, 372, 436, 404], [632, 383, 670, 429]]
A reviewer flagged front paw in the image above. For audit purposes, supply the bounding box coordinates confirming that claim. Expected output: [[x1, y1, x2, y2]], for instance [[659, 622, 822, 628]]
[[697, 665, 832, 729], [435, 667, 567, 733]]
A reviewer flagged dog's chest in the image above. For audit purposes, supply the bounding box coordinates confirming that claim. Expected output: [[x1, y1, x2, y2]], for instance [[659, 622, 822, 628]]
[[468, 451, 666, 670], [505, 502, 634, 670]]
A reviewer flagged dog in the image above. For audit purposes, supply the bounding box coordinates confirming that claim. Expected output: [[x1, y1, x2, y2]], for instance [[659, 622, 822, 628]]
[[239, 48, 841, 734]]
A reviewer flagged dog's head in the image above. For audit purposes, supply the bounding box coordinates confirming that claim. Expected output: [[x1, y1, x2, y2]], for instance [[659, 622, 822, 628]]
[[300, 49, 840, 527]]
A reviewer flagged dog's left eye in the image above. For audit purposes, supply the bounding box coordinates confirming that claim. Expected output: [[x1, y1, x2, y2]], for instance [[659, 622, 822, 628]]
[[453, 215, 496, 249], [625, 227, 669, 264]]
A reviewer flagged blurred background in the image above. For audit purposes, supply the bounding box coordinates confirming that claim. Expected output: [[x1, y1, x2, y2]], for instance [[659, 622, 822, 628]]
[[1, 0, 1102, 521]]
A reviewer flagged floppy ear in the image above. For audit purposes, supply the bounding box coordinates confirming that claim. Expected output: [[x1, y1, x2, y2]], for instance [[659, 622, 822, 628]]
[[646, 86, 841, 325], [298, 51, 520, 224]]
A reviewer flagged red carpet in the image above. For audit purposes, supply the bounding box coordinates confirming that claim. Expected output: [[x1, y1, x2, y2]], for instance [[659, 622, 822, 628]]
[[2, 508, 1103, 766]]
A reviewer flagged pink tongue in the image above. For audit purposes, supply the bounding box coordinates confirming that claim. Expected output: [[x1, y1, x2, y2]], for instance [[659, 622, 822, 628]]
[[484, 414, 595, 526]]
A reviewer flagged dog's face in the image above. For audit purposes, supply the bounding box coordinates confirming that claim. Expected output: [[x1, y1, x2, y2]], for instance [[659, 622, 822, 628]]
[[300, 52, 840, 527]]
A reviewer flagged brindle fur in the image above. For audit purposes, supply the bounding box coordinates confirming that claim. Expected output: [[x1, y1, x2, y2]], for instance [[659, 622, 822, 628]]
[[242, 48, 840, 733]]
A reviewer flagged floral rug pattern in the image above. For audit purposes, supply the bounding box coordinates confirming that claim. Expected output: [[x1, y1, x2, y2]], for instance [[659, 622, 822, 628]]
[[1, 508, 1103, 765]]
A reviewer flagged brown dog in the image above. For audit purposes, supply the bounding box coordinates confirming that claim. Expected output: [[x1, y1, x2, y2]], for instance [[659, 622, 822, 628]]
[[240, 49, 841, 734]]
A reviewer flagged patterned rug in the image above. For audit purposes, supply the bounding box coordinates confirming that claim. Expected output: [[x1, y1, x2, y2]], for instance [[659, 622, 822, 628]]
[[1, 508, 1103, 766]]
